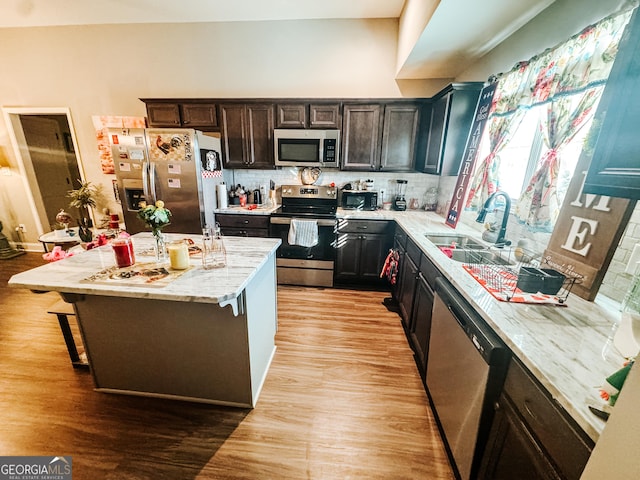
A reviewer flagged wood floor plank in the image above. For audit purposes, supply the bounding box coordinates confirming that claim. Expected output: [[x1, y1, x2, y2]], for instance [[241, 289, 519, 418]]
[[0, 253, 454, 479]]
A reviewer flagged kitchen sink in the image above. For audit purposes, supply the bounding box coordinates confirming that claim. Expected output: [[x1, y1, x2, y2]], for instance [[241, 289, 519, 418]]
[[425, 234, 486, 250], [448, 248, 514, 266]]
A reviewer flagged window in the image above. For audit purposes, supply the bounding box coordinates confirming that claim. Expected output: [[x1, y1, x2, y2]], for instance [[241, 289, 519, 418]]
[[488, 97, 600, 205]]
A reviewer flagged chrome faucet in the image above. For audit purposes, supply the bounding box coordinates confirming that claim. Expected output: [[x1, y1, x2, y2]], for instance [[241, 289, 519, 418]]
[[476, 191, 512, 247]]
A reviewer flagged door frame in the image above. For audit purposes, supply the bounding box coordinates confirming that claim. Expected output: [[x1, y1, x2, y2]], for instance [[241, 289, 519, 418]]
[[3, 107, 86, 236]]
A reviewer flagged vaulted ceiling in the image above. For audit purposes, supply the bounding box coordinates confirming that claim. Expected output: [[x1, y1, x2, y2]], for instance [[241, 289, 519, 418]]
[[0, 0, 555, 79]]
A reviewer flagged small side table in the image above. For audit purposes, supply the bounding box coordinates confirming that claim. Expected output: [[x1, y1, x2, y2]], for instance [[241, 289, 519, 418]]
[[38, 228, 81, 252]]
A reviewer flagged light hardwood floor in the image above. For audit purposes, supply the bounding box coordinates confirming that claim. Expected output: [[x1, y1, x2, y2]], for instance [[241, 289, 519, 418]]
[[0, 253, 454, 479]]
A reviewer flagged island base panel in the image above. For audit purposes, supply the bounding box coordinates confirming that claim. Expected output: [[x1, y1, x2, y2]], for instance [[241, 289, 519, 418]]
[[74, 295, 261, 407]]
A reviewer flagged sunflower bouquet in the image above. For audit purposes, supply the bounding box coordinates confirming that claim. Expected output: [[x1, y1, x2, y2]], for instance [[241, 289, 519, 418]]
[[137, 200, 172, 237]]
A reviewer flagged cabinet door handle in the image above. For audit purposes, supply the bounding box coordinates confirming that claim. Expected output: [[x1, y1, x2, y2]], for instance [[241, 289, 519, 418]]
[[523, 400, 538, 422], [243, 220, 249, 224], [493, 401, 500, 411]]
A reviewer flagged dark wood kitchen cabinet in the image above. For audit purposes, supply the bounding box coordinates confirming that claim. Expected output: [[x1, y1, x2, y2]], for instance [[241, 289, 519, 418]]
[[391, 228, 408, 300], [145, 102, 181, 127], [341, 104, 382, 170], [276, 104, 306, 128], [479, 358, 594, 480], [342, 102, 421, 172], [219, 103, 275, 169], [583, 7, 640, 200], [379, 103, 420, 172], [215, 214, 269, 237], [417, 83, 483, 175], [335, 220, 393, 283], [397, 237, 421, 330], [310, 104, 341, 128], [180, 103, 218, 128], [275, 103, 341, 128], [409, 255, 439, 378], [142, 100, 218, 129]]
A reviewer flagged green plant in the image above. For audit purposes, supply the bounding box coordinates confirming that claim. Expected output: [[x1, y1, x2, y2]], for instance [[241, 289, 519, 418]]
[[67, 180, 97, 209], [137, 200, 172, 236]]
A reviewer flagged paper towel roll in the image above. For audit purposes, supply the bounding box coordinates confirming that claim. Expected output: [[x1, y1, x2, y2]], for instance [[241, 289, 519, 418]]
[[217, 184, 228, 209]]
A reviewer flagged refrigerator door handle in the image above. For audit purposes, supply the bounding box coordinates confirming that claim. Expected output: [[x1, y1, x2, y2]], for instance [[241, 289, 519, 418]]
[[142, 160, 151, 201], [149, 162, 158, 204]]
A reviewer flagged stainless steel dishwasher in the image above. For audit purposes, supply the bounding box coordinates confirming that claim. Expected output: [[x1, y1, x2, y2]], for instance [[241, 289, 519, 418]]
[[426, 277, 510, 480]]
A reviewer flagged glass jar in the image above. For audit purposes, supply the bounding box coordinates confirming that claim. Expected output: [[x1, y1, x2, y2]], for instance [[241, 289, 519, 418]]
[[202, 224, 226, 269], [167, 239, 190, 270], [112, 237, 135, 268]]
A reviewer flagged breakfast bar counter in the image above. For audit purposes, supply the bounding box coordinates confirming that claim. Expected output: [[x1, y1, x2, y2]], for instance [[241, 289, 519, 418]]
[[9, 233, 282, 408]]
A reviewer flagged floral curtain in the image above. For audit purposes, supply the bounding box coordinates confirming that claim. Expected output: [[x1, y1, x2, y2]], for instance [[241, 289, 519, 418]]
[[467, 6, 633, 231], [465, 112, 525, 210], [464, 63, 536, 210], [512, 8, 632, 231], [514, 89, 602, 230]]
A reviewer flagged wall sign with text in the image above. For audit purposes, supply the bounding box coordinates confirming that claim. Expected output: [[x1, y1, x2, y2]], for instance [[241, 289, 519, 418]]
[[446, 82, 497, 228]]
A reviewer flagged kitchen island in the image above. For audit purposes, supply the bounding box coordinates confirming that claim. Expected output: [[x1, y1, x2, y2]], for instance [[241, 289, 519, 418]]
[[9, 233, 281, 408]]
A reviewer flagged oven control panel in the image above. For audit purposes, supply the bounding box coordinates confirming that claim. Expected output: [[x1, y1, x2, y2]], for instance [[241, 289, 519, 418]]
[[281, 185, 337, 199]]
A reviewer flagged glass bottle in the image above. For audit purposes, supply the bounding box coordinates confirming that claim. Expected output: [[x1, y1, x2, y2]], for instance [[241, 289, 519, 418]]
[[202, 224, 226, 269]]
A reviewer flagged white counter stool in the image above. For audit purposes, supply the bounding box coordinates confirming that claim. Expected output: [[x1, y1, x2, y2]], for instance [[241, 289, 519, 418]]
[[47, 299, 89, 369]]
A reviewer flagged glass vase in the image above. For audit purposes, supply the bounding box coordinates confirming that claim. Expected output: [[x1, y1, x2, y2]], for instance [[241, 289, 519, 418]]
[[153, 230, 167, 264]]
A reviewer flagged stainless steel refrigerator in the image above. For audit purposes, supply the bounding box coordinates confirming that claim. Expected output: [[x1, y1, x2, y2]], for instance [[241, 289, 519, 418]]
[[110, 128, 228, 234]]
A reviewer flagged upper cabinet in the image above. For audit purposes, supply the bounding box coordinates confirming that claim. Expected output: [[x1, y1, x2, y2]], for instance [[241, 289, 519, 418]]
[[341, 101, 422, 172], [180, 103, 218, 128], [416, 83, 483, 176], [145, 102, 181, 127], [380, 103, 421, 172], [142, 100, 218, 130], [275, 103, 342, 129], [140, 97, 435, 172], [583, 7, 640, 200], [219, 103, 275, 169], [341, 104, 382, 171]]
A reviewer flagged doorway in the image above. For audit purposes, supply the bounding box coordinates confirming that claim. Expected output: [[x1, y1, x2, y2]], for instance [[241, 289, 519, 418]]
[[3, 108, 85, 235]]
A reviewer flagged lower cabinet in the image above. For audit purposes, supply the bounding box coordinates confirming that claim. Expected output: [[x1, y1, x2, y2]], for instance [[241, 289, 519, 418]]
[[215, 214, 269, 237], [335, 220, 393, 283], [479, 392, 561, 480], [409, 255, 439, 378], [391, 229, 408, 300], [398, 237, 421, 330], [479, 358, 594, 480]]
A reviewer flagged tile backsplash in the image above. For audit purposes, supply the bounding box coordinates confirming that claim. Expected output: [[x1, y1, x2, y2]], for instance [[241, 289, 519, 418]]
[[228, 168, 440, 209], [227, 168, 639, 304]]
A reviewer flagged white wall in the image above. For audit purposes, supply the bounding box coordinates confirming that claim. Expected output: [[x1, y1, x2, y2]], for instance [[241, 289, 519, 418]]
[[0, 18, 416, 246]]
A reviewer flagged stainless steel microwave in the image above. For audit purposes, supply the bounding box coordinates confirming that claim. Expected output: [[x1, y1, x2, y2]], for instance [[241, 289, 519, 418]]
[[274, 129, 339, 168]]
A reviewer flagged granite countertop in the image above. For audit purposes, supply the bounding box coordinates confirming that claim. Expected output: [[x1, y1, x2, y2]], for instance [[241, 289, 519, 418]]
[[214, 204, 280, 215], [9, 233, 281, 305], [339, 208, 623, 442]]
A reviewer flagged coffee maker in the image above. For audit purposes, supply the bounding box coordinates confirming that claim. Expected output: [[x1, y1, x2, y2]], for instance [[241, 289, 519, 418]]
[[393, 179, 408, 211]]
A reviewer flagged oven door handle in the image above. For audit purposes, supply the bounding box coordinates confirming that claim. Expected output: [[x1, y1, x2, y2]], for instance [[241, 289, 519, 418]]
[[270, 217, 336, 227]]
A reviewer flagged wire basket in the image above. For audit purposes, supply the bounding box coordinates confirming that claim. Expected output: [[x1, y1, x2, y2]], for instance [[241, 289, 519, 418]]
[[460, 246, 582, 304]]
